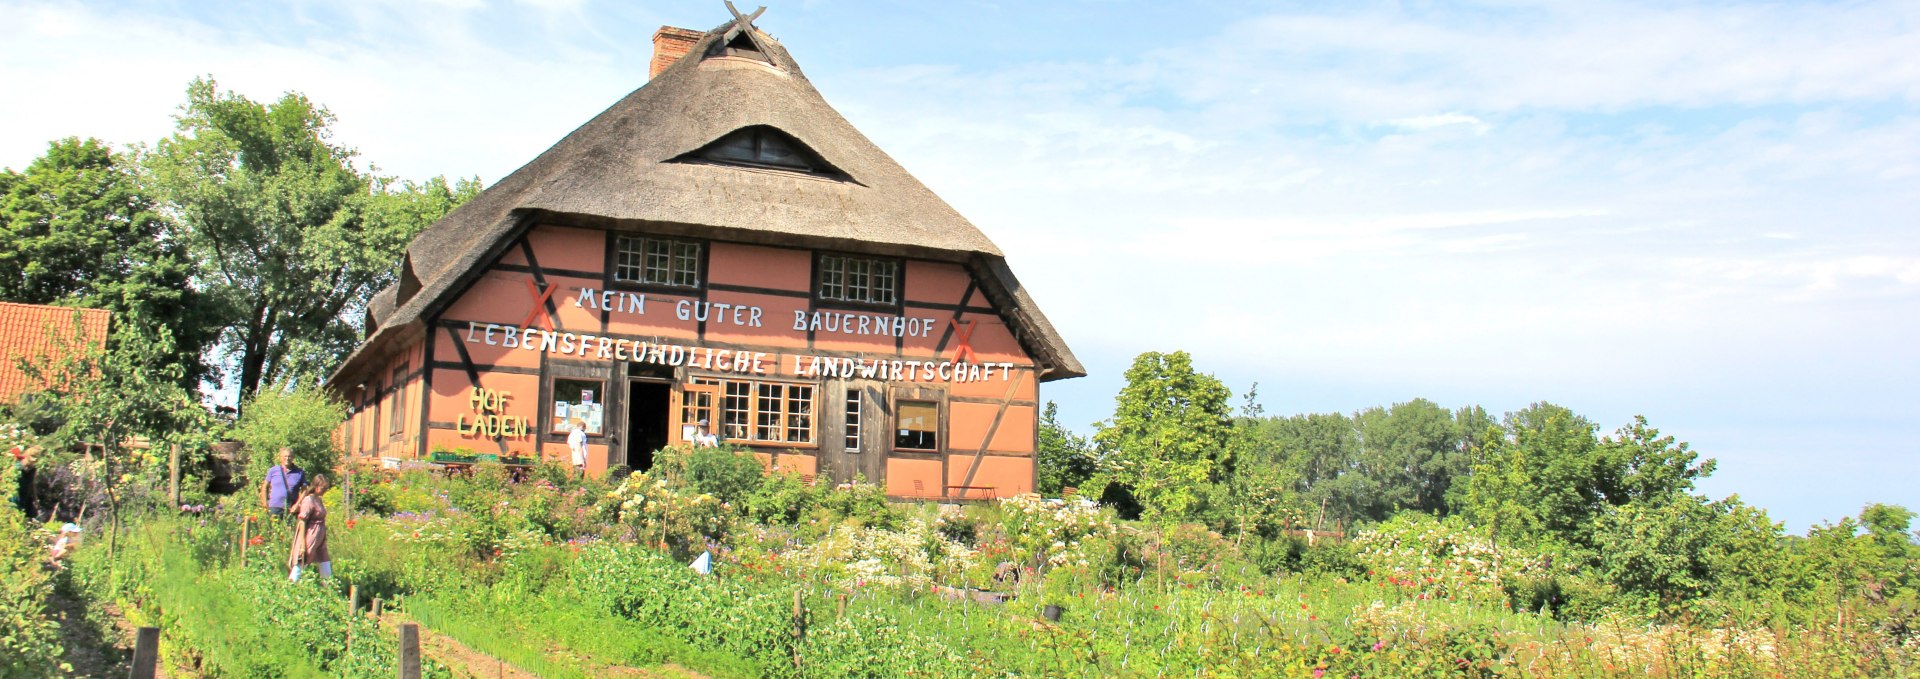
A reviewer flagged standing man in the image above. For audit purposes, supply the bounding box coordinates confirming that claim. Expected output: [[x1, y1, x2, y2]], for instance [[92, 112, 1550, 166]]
[[260, 447, 306, 518], [567, 417, 589, 479], [693, 419, 720, 448]]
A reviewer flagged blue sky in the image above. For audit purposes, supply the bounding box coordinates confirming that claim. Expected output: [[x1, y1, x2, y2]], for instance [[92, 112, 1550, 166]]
[[3, 0, 1915, 532]]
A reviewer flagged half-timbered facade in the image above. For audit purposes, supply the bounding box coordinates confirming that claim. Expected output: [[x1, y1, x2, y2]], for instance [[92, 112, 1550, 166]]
[[326, 12, 1081, 500]]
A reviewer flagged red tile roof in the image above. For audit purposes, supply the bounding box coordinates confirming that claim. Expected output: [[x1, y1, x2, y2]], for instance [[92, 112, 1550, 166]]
[[0, 302, 111, 403]]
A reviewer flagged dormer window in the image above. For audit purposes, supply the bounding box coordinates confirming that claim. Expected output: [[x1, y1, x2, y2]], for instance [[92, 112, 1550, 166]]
[[678, 126, 852, 181], [707, 128, 808, 169]]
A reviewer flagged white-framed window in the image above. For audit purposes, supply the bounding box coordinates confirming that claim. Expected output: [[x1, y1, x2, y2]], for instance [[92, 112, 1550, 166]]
[[691, 377, 816, 445], [844, 389, 862, 451], [818, 255, 897, 305], [615, 236, 700, 287]]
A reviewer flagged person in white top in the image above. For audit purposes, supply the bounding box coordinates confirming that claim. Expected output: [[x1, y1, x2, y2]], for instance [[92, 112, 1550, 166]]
[[567, 417, 588, 479], [693, 419, 719, 448]]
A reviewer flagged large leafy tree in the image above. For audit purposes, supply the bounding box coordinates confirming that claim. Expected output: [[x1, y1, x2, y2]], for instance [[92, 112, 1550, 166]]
[[143, 77, 476, 398], [1091, 351, 1234, 522], [0, 138, 213, 386]]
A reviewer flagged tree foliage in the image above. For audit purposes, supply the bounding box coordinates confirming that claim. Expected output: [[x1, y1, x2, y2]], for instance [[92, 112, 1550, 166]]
[[143, 77, 477, 398], [0, 137, 214, 387], [1091, 351, 1233, 522]]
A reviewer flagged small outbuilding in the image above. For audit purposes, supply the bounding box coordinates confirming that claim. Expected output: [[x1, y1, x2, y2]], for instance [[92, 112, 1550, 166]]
[[327, 10, 1081, 499]]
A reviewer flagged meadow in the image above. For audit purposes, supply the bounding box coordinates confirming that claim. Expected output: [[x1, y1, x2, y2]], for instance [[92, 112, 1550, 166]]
[[12, 445, 1914, 678]]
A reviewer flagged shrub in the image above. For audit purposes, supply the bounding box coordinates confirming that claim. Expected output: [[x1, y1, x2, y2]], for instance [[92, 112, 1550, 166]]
[[0, 499, 65, 677], [683, 448, 765, 505], [230, 383, 345, 477]]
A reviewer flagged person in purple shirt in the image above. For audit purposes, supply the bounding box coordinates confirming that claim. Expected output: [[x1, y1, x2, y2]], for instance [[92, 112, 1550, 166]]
[[260, 447, 306, 518]]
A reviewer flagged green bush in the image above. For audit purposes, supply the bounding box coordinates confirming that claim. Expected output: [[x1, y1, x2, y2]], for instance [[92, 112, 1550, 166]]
[[231, 383, 345, 477], [0, 499, 65, 678], [683, 448, 765, 505]]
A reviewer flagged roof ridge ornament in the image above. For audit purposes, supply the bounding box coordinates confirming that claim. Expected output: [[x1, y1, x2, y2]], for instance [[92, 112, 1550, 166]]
[[711, 2, 773, 62], [723, 2, 767, 44]]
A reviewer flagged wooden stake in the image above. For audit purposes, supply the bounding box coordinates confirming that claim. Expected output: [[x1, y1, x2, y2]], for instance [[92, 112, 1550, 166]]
[[346, 585, 358, 656], [398, 623, 421, 679], [168, 443, 181, 508], [372, 597, 383, 620], [129, 626, 160, 679], [240, 517, 249, 568], [792, 590, 806, 669]]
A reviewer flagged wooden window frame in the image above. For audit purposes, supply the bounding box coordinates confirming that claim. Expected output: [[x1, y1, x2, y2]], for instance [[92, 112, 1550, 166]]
[[843, 388, 862, 452], [814, 253, 904, 310], [548, 377, 607, 435], [613, 235, 704, 290], [892, 399, 941, 453], [388, 365, 408, 435], [689, 375, 817, 448], [674, 383, 720, 446]]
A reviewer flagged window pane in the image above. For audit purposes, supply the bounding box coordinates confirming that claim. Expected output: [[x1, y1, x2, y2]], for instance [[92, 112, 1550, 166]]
[[674, 242, 700, 287], [616, 236, 644, 281], [787, 385, 812, 443], [895, 401, 938, 450], [844, 389, 861, 451], [552, 379, 604, 435], [723, 382, 752, 440]]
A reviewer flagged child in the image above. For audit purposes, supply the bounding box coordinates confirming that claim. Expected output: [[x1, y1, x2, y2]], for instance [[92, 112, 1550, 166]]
[[48, 523, 80, 567]]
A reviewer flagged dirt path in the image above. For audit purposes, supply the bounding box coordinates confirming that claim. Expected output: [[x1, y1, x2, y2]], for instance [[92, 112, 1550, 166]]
[[373, 610, 706, 679], [46, 583, 129, 677]]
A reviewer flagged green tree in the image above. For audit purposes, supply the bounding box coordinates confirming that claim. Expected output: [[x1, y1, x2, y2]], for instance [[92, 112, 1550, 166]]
[[1590, 494, 1789, 618], [1090, 351, 1233, 522], [17, 317, 202, 558], [143, 77, 478, 398], [0, 138, 214, 387], [1349, 398, 1465, 520], [1035, 401, 1095, 496]]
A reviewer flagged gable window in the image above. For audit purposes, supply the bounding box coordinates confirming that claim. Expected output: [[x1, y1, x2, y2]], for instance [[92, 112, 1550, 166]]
[[677, 126, 850, 180], [894, 400, 939, 452], [819, 255, 897, 305], [616, 236, 700, 287]]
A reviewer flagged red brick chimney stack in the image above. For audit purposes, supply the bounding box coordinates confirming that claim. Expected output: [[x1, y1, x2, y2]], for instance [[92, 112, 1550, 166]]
[[651, 26, 705, 80]]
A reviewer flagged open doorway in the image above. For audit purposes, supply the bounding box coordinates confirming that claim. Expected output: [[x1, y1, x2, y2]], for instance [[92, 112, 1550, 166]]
[[626, 380, 671, 473]]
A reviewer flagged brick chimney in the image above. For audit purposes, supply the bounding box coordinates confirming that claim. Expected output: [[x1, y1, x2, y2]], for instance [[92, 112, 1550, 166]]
[[651, 26, 705, 79]]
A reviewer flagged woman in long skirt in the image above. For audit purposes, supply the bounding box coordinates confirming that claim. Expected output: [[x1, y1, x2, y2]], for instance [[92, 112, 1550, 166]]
[[288, 474, 332, 581]]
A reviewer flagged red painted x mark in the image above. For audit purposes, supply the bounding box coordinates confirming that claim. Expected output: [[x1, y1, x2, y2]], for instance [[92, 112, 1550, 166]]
[[949, 319, 979, 364], [520, 279, 556, 331]]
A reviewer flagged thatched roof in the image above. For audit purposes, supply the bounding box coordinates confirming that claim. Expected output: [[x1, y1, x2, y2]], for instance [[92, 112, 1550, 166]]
[[330, 16, 1082, 389]]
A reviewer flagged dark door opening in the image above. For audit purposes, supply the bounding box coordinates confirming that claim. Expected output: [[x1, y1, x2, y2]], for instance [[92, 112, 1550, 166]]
[[626, 381, 671, 473]]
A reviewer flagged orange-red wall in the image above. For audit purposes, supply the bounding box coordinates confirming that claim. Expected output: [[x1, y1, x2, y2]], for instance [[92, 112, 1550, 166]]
[[337, 225, 1043, 498]]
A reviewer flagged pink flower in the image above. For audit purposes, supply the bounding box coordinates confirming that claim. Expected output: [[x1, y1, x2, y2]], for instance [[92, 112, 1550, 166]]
[[1313, 669, 1326, 678], [1372, 640, 1386, 651]]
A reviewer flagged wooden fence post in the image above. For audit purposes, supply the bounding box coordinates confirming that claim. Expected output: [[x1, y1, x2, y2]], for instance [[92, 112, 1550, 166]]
[[346, 585, 358, 656], [239, 517, 249, 568], [397, 623, 421, 679], [372, 597, 383, 620], [345, 471, 353, 523], [129, 626, 160, 679], [168, 444, 181, 508], [791, 590, 806, 669]]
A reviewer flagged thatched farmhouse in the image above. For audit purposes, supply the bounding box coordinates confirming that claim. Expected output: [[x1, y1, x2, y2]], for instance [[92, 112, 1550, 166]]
[[327, 10, 1080, 499]]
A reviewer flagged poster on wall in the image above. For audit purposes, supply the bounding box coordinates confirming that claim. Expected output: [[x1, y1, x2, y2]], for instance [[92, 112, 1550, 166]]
[[581, 389, 595, 404], [586, 403, 604, 434], [554, 402, 569, 420]]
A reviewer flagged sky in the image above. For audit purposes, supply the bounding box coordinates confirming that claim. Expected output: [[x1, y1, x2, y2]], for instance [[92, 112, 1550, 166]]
[[2, 0, 1915, 532]]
